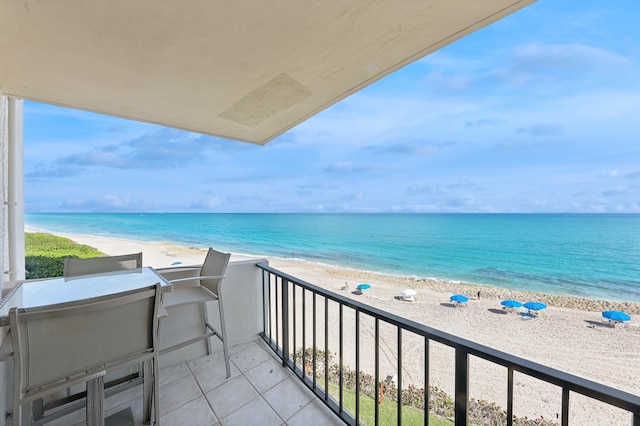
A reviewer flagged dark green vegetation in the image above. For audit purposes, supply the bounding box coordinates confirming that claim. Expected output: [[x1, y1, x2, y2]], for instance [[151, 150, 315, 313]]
[[25, 232, 104, 279], [327, 382, 453, 426], [296, 348, 557, 426]]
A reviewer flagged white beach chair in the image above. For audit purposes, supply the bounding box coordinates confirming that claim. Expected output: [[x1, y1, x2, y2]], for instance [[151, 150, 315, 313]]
[[399, 289, 417, 302]]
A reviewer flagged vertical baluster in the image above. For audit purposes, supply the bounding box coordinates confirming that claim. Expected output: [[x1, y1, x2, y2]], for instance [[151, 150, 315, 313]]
[[424, 337, 429, 426], [302, 288, 306, 380], [282, 279, 289, 368], [355, 309, 360, 425], [339, 303, 344, 413], [313, 292, 317, 390], [274, 276, 279, 348], [375, 318, 380, 426], [267, 271, 272, 341], [507, 367, 514, 426], [561, 388, 569, 426], [292, 283, 297, 369], [262, 270, 268, 338], [324, 296, 329, 400], [454, 349, 469, 426], [398, 327, 402, 425]]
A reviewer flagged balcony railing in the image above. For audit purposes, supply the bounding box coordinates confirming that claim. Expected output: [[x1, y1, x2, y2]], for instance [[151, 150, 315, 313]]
[[257, 263, 640, 426]]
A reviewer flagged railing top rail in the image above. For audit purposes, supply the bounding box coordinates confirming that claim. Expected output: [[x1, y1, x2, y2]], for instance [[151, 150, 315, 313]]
[[257, 262, 640, 413]]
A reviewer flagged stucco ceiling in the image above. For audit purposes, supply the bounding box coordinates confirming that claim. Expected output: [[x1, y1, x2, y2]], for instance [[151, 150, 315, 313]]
[[0, 0, 534, 144]]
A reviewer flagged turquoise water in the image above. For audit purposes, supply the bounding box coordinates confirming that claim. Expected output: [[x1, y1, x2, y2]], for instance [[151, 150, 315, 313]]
[[25, 213, 640, 302]]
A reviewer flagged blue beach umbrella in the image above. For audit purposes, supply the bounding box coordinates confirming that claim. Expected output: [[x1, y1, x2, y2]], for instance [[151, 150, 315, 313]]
[[523, 302, 547, 312], [602, 310, 631, 322], [450, 294, 469, 303], [356, 283, 371, 291], [501, 300, 523, 309]]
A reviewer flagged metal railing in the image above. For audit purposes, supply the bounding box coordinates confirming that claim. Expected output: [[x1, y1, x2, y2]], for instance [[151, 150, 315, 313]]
[[257, 263, 640, 426]]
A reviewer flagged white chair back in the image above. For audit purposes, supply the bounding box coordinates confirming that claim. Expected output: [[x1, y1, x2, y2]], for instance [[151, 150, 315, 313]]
[[10, 284, 161, 423], [64, 253, 143, 277], [200, 248, 231, 296]]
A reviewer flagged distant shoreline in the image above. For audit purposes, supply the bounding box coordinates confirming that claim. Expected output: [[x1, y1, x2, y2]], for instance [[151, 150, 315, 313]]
[[25, 228, 640, 315], [25, 212, 640, 304]]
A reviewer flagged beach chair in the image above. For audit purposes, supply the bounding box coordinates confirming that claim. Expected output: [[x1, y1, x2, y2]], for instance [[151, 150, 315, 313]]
[[64, 253, 143, 277], [161, 248, 232, 378], [399, 289, 416, 302], [10, 284, 162, 425]]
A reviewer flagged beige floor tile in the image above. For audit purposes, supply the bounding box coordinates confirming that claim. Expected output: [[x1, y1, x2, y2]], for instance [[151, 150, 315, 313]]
[[159, 372, 202, 415], [188, 350, 239, 393], [204, 375, 258, 420], [161, 395, 217, 426], [229, 342, 272, 372], [220, 397, 282, 426], [262, 376, 315, 421], [159, 361, 191, 387], [244, 357, 291, 394], [228, 340, 258, 355], [286, 398, 344, 426]]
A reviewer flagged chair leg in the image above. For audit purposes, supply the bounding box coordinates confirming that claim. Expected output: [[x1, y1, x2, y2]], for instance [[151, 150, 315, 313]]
[[142, 357, 160, 425], [218, 299, 231, 379], [12, 400, 22, 426], [200, 302, 212, 355], [143, 360, 152, 424], [153, 355, 160, 426]]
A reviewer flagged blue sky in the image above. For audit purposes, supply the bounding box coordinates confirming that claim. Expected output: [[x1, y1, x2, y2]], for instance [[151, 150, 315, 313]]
[[24, 0, 640, 213]]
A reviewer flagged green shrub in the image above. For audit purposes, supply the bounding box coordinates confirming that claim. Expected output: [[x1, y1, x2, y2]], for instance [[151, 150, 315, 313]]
[[25, 233, 104, 279], [297, 347, 558, 426]]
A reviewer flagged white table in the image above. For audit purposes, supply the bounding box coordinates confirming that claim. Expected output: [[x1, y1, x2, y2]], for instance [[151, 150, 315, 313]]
[[0, 267, 171, 425], [1, 267, 171, 310]]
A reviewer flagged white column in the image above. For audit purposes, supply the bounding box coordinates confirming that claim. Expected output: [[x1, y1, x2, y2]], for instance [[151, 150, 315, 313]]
[[8, 97, 25, 282], [1, 95, 25, 284], [0, 95, 7, 286], [0, 96, 5, 426]]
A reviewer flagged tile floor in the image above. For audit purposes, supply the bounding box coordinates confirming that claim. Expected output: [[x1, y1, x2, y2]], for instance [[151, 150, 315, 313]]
[[45, 339, 344, 426]]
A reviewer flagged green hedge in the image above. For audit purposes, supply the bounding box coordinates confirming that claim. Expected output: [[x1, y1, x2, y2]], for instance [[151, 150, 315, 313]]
[[25, 233, 104, 279]]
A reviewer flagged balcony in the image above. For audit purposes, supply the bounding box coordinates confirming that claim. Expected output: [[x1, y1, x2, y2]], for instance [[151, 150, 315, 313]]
[[15, 339, 340, 426], [1, 259, 639, 425]]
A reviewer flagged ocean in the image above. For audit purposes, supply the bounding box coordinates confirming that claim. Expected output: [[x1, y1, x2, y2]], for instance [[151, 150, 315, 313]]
[[25, 213, 640, 302]]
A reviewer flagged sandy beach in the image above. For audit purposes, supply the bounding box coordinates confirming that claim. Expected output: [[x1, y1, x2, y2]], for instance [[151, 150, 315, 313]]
[[35, 230, 640, 425]]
